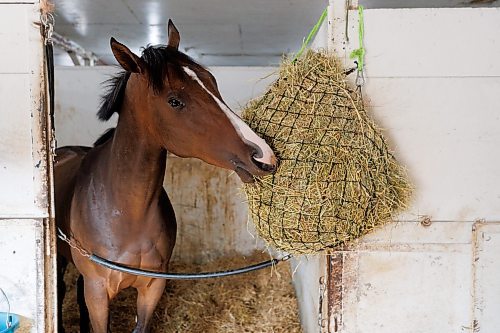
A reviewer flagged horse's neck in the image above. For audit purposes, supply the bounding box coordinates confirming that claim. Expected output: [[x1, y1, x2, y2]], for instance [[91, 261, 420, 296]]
[[105, 106, 167, 216]]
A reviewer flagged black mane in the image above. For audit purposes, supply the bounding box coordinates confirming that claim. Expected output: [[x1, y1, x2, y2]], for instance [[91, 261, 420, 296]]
[[97, 72, 130, 121], [96, 45, 198, 122]]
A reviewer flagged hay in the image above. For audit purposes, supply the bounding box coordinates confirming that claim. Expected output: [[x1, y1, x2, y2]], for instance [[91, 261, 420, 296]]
[[40, 0, 55, 15], [242, 50, 412, 254], [62, 253, 301, 333]]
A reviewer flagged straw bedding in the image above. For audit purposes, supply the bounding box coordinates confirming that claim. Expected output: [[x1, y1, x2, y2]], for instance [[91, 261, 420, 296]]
[[242, 50, 412, 254], [62, 252, 301, 332]]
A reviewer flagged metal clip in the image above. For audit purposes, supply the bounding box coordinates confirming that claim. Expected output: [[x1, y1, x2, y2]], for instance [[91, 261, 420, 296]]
[[355, 68, 365, 87], [50, 130, 57, 162], [40, 12, 55, 45], [56, 227, 68, 242], [318, 276, 327, 332], [57, 228, 91, 258]]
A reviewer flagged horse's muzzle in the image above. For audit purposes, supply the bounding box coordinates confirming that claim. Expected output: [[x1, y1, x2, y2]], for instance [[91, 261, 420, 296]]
[[232, 154, 278, 183], [251, 156, 277, 173]]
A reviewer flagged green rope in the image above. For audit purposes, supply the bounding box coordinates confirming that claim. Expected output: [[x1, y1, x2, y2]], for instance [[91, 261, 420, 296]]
[[292, 8, 328, 62], [349, 6, 365, 71]]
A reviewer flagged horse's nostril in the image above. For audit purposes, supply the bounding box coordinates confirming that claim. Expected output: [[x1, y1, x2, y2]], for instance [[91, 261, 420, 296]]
[[251, 155, 277, 173], [261, 163, 276, 173], [251, 149, 261, 159]]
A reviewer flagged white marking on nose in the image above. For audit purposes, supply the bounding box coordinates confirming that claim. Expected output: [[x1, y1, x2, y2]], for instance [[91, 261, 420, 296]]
[[183, 66, 275, 165]]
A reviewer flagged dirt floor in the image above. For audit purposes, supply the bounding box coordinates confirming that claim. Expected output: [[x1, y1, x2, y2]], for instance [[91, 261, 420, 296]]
[[62, 252, 302, 332]]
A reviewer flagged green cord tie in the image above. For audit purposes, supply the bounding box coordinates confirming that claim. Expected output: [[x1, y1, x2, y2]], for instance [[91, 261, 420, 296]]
[[292, 6, 365, 85], [350, 6, 365, 71], [350, 6, 365, 86], [292, 8, 328, 63]]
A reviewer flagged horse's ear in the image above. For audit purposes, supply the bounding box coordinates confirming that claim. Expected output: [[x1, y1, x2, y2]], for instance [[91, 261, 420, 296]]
[[110, 37, 144, 74], [167, 19, 180, 50]]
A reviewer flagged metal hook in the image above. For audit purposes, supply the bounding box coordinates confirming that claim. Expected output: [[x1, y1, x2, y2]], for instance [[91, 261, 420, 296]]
[[353, 61, 365, 87], [40, 12, 54, 26], [356, 69, 365, 87], [40, 12, 55, 45]]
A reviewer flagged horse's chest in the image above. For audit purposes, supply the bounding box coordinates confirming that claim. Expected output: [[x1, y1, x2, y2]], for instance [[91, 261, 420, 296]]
[[106, 235, 168, 289], [106, 243, 166, 291], [75, 196, 168, 243], [108, 222, 169, 263]]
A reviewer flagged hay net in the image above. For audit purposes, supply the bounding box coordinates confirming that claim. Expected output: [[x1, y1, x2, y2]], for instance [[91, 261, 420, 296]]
[[242, 50, 412, 255]]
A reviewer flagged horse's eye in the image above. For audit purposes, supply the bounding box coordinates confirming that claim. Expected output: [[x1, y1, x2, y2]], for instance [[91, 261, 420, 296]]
[[168, 97, 184, 109]]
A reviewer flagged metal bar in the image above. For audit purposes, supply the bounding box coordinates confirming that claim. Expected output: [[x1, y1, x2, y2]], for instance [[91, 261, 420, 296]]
[[67, 51, 81, 66], [52, 31, 102, 65]]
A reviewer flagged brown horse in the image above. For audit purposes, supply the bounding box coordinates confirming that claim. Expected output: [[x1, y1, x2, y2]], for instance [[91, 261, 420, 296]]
[[55, 20, 277, 333]]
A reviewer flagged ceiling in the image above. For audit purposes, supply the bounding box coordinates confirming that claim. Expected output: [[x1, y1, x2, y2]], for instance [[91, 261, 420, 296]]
[[52, 0, 499, 67], [52, 0, 327, 66]]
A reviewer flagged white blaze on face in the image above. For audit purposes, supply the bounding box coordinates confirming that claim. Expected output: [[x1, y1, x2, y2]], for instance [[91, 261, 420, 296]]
[[183, 66, 275, 165]]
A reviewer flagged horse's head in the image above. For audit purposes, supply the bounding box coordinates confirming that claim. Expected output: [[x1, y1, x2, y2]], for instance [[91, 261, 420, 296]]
[[108, 20, 277, 182]]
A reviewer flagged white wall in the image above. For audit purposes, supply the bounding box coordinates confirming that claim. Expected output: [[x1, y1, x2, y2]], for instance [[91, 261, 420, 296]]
[[294, 7, 500, 333], [54, 65, 278, 263], [353, 8, 500, 221], [0, 4, 47, 218]]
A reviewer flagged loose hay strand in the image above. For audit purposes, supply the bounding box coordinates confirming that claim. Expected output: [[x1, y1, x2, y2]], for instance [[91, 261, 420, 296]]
[[242, 50, 413, 254]]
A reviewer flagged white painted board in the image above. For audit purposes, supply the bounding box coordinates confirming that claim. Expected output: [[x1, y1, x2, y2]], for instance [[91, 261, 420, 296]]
[[342, 247, 472, 333], [0, 3, 47, 218], [344, 8, 500, 78], [0, 5, 31, 73], [338, 222, 474, 333], [473, 222, 500, 333], [364, 77, 500, 221], [0, 219, 44, 333], [319, 7, 500, 221], [0, 75, 35, 215]]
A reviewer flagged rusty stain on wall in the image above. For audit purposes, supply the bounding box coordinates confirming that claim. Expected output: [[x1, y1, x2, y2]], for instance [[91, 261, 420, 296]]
[[328, 254, 343, 333]]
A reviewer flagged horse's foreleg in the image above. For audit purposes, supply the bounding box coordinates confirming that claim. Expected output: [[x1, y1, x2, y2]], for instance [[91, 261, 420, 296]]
[[84, 277, 111, 333], [77, 274, 91, 333], [133, 279, 166, 333]]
